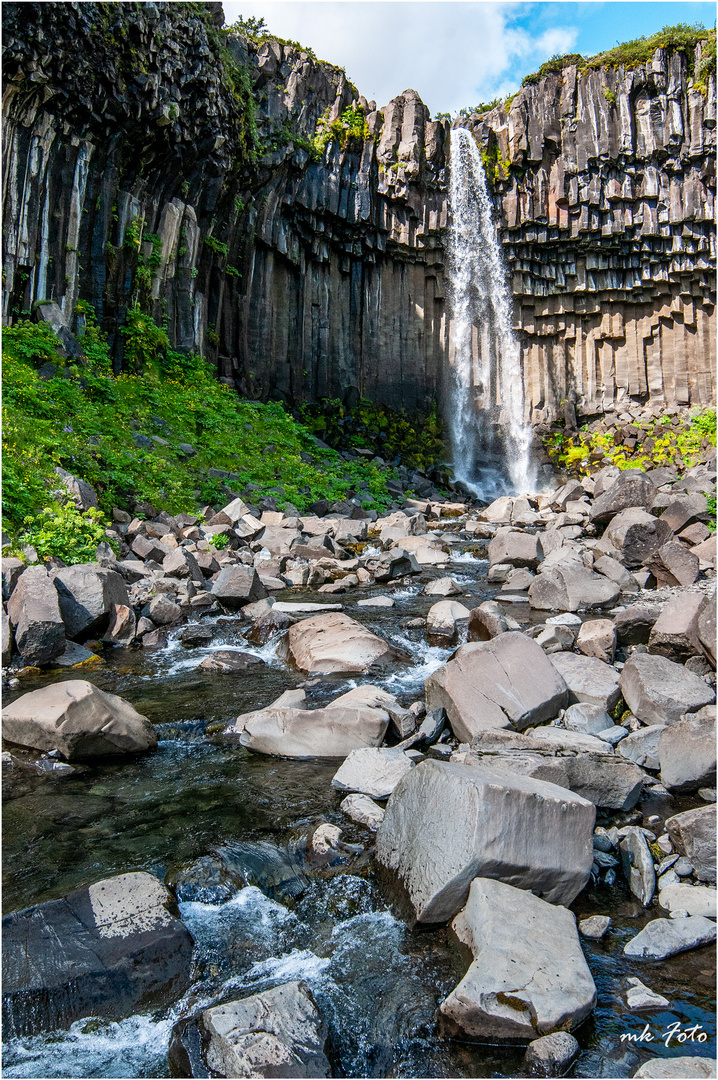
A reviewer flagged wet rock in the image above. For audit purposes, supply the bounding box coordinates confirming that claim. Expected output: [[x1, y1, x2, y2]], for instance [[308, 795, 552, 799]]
[[331, 747, 415, 799], [603, 507, 673, 568], [633, 1056, 717, 1078], [528, 562, 620, 612], [340, 792, 385, 831], [549, 652, 621, 710], [103, 603, 136, 646], [647, 593, 704, 662], [620, 654, 715, 726], [2, 872, 192, 1036], [658, 883, 717, 918], [375, 759, 594, 922], [658, 707, 716, 792], [425, 632, 569, 741], [579, 915, 611, 939], [355, 595, 394, 608], [198, 981, 329, 1078], [234, 689, 390, 758], [283, 611, 396, 674], [618, 725, 666, 770], [198, 649, 265, 674], [423, 577, 463, 597], [666, 805, 716, 882], [467, 601, 508, 641], [439, 878, 595, 1041], [6, 564, 65, 665], [147, 594, 182, 626], [625, 978, 670, 1010], [577, 618, 616, 663], [614, 604, 661, 645], [2, 679, 157, 759], [173, 841, 307, 903], [180, 624, 214, 648], [365, 548, 422, 580], [488, 528, 543, 569], [524, 1032, 580, 1076], [620, 827, 656, 905], [212, 566, 267, 609], [623, 916, 716, 960], [426, 599, 471, 640], [589, 470, 655, 524]]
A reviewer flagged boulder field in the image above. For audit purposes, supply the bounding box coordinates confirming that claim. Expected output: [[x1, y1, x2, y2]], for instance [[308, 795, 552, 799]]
[[2, 461, 716, 1069]]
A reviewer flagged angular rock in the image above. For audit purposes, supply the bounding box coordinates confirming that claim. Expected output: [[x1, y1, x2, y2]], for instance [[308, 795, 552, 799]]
[[2, 610, 14, 666], [340, 792, 385, 831], [148, 594, 182, 626], [623, 916, 716, 960], [426, 599, 471, 640], [648, 593, 704, 662], [666, 805, 716, 882], [604, 507, 673, 568], [53, 466, 99, 511], [2, 679, 157, 759], [235, 695, 389, 759], [423, 577, 463, 597], [467, 601, 508, 641], [648, 541, 701, 587], [488, 528, 543, 569], [103, 603, 136, 646], [563, 702, 614, 736], [212, 565, 266, 609], [577, 618, 616, 663], [2, 872, 192, 1036], [2, 557, 25, 601], [529, 563, 620, 613], [425, 632, 569, 741], [439, 879, 596, 1040], [365, 548, 422, 580], [697, 588, 716, 665], [614, 604, 661, 645], [375, 759, 595, 922], [620, 654, 715, 726], [618, 725, 666, 770], [331, 747, 415, 799], [620, 827, 656, 905], [589, 470, 655, 524], [6, 565, 65, 666], [131, 535, 168, 563], [524, 1032, 580, 1077], [283, 612, 396, 674], [198, 649, 265, 674], [659, 708, 716, 792], [162, 547, 204, 582], [550, 652, 621, 710], [659, 493, 713, 534], [579, 915, 611, 939], [52, 563, 130, 641]]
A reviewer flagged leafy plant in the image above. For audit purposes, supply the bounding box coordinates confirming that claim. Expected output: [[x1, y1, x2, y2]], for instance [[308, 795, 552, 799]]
[[2, 321, 64, 367], [209, 532, 230, 549], [16, 502, 111, 564], [205, 235, 229, 258], [120, 308, 169, 374]]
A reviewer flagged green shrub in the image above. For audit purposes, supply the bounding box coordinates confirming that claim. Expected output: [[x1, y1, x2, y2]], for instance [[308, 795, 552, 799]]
[[120, 307, 170, 374], [16, 502, 110, 564], [2, 321, 63, 367]]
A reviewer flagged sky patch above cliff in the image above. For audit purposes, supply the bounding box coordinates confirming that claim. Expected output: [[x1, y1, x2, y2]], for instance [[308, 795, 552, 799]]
[[224, 1, 716, 114]]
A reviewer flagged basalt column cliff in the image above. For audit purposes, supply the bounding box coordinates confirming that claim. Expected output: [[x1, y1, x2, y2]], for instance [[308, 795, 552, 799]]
[[2, 3, 716, 425]]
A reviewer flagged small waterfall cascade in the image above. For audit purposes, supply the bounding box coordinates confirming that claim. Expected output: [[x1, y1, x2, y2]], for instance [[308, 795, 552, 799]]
[[447, 127, 535, 498]]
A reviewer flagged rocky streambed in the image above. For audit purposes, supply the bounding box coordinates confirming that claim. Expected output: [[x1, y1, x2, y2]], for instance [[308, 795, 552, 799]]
[[1, 466, 717, 1079]]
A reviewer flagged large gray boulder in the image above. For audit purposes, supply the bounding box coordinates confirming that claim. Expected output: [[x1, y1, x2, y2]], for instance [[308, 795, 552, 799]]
[[53, 563, 130, 641], [618, 725, 666, 770], [375, 759, 595, 923], [2, 872, 192, 1036], [425, 632, 568, 741], [488, 528, 543, 569], [647, 592, 704, 662], [658, 707, 716, 792], [614, 604, 661, 645], [620, 654, 715, 726], [666, 805, 716, 882], [439, 879, 596, 1041], [623, 916, 716, 960], [589, 470, 655, 524], [697, 587, 716, 666], [633, 1056, 717, 1078], [549, 652, 621, 710], [528, 563, 620, 612], [53, 466, 99, 511], [233, 688, 390, 758], [2, 557, 25, 601], [197, 981, 329, 1079], [212, 565, 267, 609], [2, 679, 157, 759], [648, 541, 701, 587], [283, 612, 396, 674], [6, 564, 65, 665], [331, 747, 415, 799], [604, 507, 673, 568]]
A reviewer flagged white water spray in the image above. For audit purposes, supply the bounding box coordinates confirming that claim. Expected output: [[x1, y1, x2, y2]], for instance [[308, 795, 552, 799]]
[[447, 128, 535, 497]]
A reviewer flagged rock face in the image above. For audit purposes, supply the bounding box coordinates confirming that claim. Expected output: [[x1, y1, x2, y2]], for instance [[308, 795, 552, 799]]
[[283, 612, 396, 674], [439, 879, 596, 1041], [197, 982, 330, 1079], [2, 872, 193, 1036], [425, 632, 569, 741], [2, 679, 158, 759], [6, 565, 65, 665], [2, 4, 714, 422], [375, 759, 595, 923], [52, 563, 130, 641]]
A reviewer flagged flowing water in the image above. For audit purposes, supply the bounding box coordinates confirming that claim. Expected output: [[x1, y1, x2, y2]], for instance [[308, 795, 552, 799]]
[[447, 128, 535, 500], [2, 529, 715, 1078]]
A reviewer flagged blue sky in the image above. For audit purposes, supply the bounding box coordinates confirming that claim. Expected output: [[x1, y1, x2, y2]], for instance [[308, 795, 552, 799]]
[[222, 1, 716, 115]]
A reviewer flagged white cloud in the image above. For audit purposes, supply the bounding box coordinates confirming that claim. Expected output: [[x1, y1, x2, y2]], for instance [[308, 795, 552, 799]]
[[221, 1, 579, 116]]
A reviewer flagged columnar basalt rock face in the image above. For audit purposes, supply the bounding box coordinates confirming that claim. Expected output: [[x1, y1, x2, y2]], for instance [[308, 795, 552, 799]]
[[462, 47, 716, 422], [2, 4, 715, 425]]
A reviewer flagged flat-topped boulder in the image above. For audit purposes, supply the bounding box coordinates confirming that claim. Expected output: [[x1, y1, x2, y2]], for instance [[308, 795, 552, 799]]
[[2, 872, 192, 1035], [589, 470, 655, 524], [2, 680, 157, 759], [439, 879, 596, 1041], [623, 916, 716, 960], [282, 611, 397, 674], [488, 528, 543, 569], [658, 707, 716, 792], [425, 632, 569, 741], [331, 747, 415, 799], [620, 653, 715, 726], [375, 758, 594, 923], [549, 652, 621, 711], [528, 562, 620, 613]]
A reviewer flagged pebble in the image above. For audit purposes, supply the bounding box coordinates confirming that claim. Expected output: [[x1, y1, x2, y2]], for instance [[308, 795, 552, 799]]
[[673, 857, 694, 876], [698, 787, 716, 802]]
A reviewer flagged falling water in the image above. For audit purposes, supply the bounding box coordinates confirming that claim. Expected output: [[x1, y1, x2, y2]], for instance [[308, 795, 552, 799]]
[[447, 127, 535, 498]]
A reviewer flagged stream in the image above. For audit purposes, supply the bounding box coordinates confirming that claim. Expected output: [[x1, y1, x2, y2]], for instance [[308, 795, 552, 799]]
[[2, 532, 715, 1079]]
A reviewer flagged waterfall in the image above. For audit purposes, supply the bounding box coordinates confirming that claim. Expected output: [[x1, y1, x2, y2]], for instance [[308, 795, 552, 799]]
[[447, 127, 535, 498]]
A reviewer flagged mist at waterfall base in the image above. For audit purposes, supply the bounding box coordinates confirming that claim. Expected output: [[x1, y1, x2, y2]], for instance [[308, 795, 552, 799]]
[[447, 128, 536, 501]]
